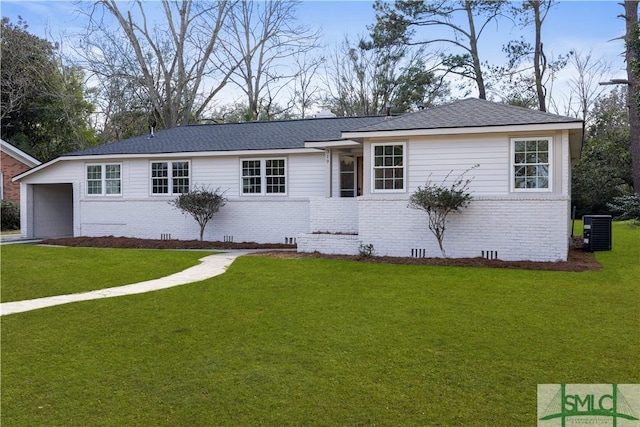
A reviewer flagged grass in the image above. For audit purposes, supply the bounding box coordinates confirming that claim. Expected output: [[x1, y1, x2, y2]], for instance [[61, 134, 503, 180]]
[[0, 230, 20, 235], [1, 223, 639, 425], [0, 245, 215, 302]]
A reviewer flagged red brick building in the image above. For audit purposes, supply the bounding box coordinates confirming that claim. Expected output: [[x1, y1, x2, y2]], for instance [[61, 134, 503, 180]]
[[1, 139, 41, 204]]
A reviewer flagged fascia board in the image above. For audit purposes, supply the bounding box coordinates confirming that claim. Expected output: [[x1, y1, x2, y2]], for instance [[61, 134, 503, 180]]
[[342, 122, 584, 139], [1, 140, 41, 167], [12, 157, 62, 182], [12, 148, 323, 182], [304, 139, 361, 148]]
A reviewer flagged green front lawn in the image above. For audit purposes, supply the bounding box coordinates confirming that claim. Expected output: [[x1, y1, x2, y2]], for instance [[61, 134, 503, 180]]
[[0, 245, 215, 302], [2, 223, 639, 425]]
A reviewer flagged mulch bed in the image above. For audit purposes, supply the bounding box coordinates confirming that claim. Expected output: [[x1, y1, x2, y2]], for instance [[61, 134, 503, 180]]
[[41, 236, 601, 272], [41, 236, 295, 250]]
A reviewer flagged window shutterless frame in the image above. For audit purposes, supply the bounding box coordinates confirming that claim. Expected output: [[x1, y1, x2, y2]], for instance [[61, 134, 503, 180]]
[[510, 137, 552, 192], [371, 142, 406, 193], [241, 158, 287, 196], [150, 160, 190, 195], [86, 163, 122, 196]]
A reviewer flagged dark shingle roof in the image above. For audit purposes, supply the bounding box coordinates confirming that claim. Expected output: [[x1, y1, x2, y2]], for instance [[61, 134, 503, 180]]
[[351, 98, 582, 133], [68, 116, 386, 156], [67, 99, 582, 157]]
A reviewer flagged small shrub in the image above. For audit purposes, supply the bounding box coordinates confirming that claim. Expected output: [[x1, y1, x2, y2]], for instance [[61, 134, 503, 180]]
[[358, 242, 375, 257], [607, 194, 640, 220], [408, 165, 478, 257], [1, 200, 20, 230], [169, 186, 227, 241]]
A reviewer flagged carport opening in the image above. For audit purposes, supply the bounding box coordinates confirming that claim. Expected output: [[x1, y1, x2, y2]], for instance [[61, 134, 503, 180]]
[[31, 183, 73, 238]]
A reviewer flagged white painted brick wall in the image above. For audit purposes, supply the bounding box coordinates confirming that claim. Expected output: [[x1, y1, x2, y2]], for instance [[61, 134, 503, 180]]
[[297, 233, 360, 255], [356, 196, 570, 262], [308, 197, 358, 234], [78, 197, 310, 244]]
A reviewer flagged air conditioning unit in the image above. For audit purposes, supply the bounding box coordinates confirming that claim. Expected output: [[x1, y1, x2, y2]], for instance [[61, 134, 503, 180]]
[[583, 215, 612, 251]]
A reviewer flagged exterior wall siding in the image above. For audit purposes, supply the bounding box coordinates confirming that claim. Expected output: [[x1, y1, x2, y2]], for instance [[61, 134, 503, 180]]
[[406, 134, 510, 196]]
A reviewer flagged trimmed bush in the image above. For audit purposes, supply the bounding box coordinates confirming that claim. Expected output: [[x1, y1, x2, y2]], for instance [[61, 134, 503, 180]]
[[1, 200, 20, 230], [607, 194, 640, 220]]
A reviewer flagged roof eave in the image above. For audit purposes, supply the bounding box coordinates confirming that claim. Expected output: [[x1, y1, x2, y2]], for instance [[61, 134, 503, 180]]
[[14, 147, 324, 181], [1, 139, 41, 167], [343, 121, 584, 139], [304, 139, 361, 149]]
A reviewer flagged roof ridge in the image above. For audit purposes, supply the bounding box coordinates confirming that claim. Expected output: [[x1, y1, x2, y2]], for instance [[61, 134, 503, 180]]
[[184, 114, 388, 128]]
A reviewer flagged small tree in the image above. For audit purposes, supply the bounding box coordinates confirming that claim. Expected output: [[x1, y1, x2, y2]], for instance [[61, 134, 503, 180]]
[[408, 166, 477, 257], [169, 186, 227, 241]]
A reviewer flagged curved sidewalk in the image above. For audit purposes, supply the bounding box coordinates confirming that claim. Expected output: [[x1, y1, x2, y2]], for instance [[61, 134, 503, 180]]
[[0, 251, 250, 316]]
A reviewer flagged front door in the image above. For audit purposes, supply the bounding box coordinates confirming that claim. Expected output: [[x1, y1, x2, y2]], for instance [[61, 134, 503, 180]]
[[340, 155, 364, 197]]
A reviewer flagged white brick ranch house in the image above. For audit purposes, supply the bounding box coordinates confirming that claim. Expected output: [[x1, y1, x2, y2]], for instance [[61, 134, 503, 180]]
[[14, 99, 583, 261]]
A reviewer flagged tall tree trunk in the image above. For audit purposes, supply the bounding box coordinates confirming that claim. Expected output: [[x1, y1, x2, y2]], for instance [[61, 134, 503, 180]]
[[625, 0, 640, 194], [465, 1, 486, 100], [532, 1, 547, 112]]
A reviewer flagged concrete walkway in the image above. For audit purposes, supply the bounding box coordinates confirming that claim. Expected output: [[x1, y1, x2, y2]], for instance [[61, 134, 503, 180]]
[[0, 251, 250, 316]]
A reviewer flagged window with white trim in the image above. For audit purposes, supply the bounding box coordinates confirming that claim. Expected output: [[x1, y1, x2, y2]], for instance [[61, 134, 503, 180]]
[[512, 137, 552, 191], [372, 143, 405, 192], [151, 161, 190, 195], [241, 158, 286, 195], [86, 163, 121, 196]]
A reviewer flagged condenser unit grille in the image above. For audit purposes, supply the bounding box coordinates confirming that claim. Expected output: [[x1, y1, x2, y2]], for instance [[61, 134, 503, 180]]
[[583, 215, 612, 251]]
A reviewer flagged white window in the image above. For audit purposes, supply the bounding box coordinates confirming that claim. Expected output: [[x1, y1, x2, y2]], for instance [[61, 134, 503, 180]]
[[372, 143, 405, 192], [86, 164, 121, 196], [512, 137, 552, 191], [241, 158, 286, 195], [151, 161, 190, 195]]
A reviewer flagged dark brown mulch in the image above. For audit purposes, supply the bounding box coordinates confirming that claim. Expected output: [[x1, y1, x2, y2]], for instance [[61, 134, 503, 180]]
[[248, 247, 601, 272], [41, 236, 295, 250], [40, 235, 601, 272]]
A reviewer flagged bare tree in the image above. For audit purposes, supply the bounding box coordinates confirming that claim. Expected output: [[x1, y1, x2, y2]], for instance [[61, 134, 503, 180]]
[[290, 53, 324, 118], [76, 0, 238, 130], [323, 37, 381, 116], [563, 51, 612, 124], [224, 0, 320, 120], [323, 36, 446, 116]]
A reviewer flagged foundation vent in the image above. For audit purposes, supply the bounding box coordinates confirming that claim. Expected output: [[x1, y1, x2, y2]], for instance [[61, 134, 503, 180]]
[[161, 233, 171, 241], [411, 248, 427, 258], [482, 250, 498, 260], [224, 235, 234, 243], [285, 237, 297, 245]]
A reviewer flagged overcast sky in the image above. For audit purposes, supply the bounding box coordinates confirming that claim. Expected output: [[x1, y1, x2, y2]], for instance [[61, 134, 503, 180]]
[[1, 0, 631, 113]]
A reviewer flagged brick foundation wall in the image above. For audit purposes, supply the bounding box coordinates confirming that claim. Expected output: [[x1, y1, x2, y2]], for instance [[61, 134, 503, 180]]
[[77, 198, 310, 244], [297, 233, 360, 255], [299, 196, 570, 262], [308, 197, 358, 234]]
